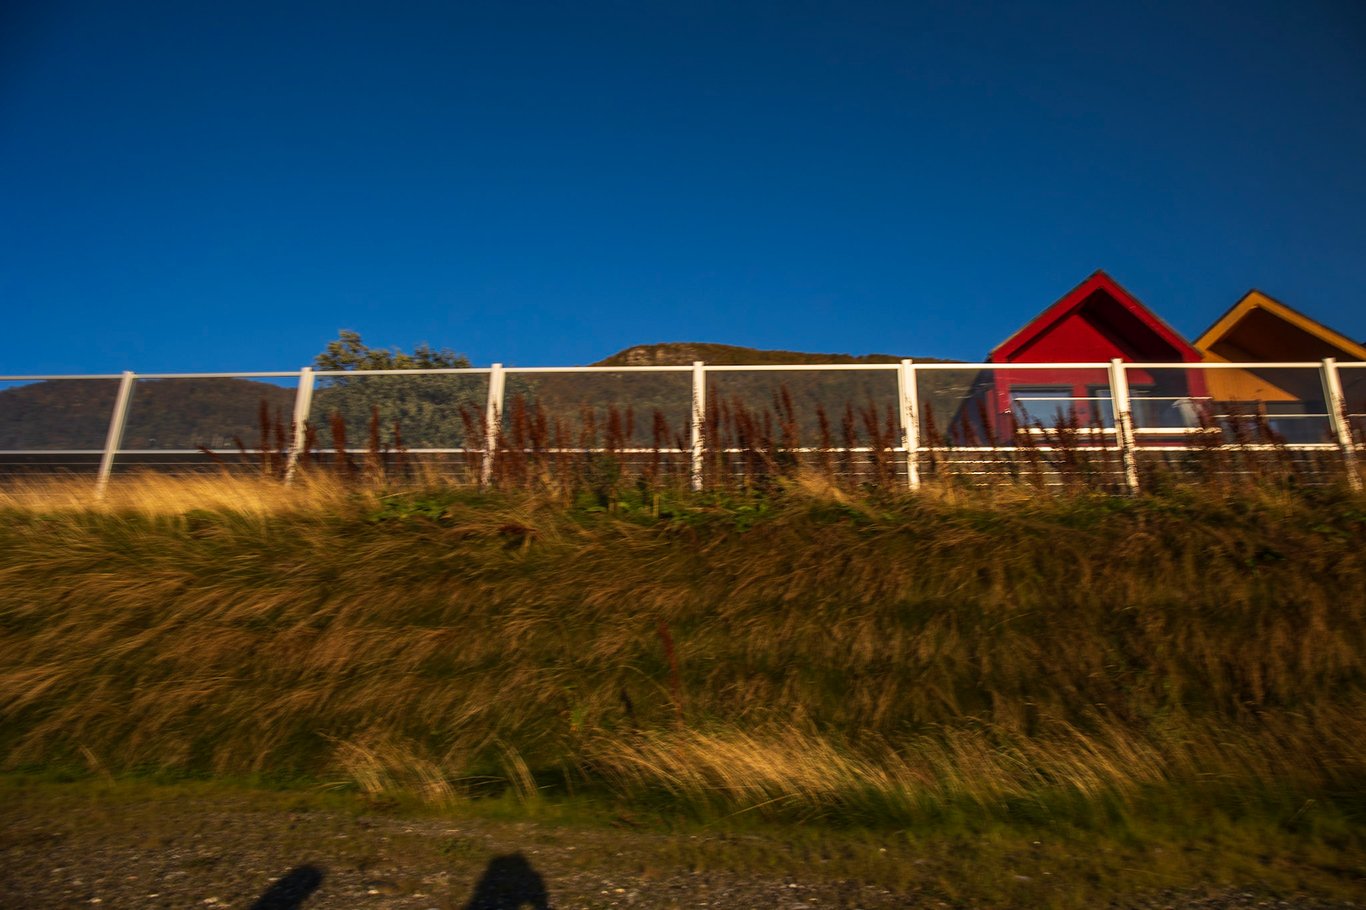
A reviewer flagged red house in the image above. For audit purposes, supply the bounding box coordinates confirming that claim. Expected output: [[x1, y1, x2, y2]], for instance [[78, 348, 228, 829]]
[[960, 271, 1207, 441]]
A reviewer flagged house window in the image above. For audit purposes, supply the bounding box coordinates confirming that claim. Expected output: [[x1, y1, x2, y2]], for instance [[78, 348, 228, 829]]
[[1009, 386, 1076, 424], [1095, 387, 1203, 430], [1090, 387, 1116, 428]]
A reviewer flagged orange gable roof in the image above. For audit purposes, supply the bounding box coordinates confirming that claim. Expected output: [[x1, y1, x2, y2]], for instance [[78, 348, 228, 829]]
[[1195, 291, 1366, 363]]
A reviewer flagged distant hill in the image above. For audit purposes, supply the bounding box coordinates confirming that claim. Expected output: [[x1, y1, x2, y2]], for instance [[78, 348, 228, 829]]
[[594, 342, 953, 367], [571, 343, 971, 447], [0, 378, 295, 450]]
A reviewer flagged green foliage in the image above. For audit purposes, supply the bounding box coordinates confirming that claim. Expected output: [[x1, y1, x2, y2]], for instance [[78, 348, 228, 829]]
[[311, 330, 483, 451], [315, 330, 471, 372]]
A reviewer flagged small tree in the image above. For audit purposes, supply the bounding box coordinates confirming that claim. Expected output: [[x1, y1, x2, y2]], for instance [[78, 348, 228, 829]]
[[315, 330, 471, 372], [311, 331, 482, 451]]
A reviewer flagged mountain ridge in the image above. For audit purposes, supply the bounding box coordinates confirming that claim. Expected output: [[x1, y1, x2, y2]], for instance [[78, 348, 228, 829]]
[[592, 341, 954, 367]]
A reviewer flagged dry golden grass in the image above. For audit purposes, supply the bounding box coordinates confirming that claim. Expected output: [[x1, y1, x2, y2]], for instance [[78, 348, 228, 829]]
[[0, 473, 366, 516], [585, 721, 1167, 811], [0, 475, 1363, 827], [586, 704, 1366, 816]]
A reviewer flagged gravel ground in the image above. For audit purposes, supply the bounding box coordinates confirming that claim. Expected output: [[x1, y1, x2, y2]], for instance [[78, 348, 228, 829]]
[[1, 803, 906, 910], [0, 786, 1359, 910]]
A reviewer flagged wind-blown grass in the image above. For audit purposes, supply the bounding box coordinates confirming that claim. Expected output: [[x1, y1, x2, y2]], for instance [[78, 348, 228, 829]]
[[0, 476, 1363, 837]]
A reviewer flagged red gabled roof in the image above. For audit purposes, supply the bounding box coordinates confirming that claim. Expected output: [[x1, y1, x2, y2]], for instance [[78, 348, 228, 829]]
[[989, 270, 1203, 363]]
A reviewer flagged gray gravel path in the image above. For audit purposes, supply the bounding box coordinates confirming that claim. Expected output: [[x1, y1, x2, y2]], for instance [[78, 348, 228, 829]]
[[1, 787, 1359, 910]]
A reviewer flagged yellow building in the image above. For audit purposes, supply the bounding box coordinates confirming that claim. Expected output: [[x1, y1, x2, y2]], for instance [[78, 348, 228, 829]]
[[1194, 290, 1366, 404]]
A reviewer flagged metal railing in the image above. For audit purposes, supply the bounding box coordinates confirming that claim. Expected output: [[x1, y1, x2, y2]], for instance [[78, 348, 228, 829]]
[[1, 359, 1362, 493]]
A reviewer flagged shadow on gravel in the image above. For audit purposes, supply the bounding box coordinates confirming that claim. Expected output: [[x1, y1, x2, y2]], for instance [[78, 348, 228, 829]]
[[249, 864, 325, 910], [462, 852, 550, 910]]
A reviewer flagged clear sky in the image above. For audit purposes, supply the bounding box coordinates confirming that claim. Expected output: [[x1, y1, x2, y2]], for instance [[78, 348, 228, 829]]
[[3, 0, 1364, 373]]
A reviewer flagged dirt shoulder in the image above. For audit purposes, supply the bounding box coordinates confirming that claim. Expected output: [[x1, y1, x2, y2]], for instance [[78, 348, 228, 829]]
[[0, 779, 1359, 910]]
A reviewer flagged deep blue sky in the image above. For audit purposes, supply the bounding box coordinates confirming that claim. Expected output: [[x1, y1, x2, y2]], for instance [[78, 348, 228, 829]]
[[3, 0, 1364, 373]]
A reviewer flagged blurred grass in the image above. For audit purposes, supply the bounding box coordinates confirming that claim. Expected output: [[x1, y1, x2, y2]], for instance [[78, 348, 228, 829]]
[[0, 474, 1363, 850]]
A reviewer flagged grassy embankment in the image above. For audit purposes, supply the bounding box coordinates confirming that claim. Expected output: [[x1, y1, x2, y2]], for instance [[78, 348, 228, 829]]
[[0, 474, 1363, 902]]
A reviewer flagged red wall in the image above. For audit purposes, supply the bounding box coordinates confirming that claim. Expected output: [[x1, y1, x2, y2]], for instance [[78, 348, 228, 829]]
[[983, 287, 1207, 434]]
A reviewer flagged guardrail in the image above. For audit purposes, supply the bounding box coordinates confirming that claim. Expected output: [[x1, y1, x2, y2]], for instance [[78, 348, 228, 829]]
[[1, 359, 1362, 493]]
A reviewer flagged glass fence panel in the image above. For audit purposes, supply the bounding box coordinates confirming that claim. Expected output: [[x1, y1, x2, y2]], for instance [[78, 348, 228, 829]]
[[702, 368, 903, 486], [494, 370, 693, 490], [704, 368, 900, 450], [914, 366, 1125, 488], [1340, 365, 1366, 445], [122, 377, 297, 450], [917, 366, 1118, 446], [1128, 366, 1332, 445], [1115, 365, 1210, 435], [311, 372, 488, 450], [117, 376, 300, 474], [502, 370, 692, 449], [0, 378, 122, 476], [0, 378, 120, 449]]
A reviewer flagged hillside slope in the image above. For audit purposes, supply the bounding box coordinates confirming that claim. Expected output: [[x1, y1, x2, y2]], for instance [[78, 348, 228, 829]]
[[0, 485, 1362, 850], [593, 341, 952, 366], [0, 378, 295, 449]]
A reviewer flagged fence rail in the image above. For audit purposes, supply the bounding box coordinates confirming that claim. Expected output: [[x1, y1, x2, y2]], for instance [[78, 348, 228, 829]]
[[1, 359, 1362, 493]]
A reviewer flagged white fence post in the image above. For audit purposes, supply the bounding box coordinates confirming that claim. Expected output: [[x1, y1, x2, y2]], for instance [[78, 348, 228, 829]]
[[284, 367, 316, 484], [691, 361, 706, 492], [481, 363, 506, 488], [897, 359, 921, 491], [1320, 357, 1362, 491], [1107, 358, 1140, 494], [95, 371, 136, 497]]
